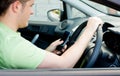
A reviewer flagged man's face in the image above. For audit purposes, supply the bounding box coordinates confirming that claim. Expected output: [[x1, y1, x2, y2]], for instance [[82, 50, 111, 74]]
[[18, 0, 34, 28]]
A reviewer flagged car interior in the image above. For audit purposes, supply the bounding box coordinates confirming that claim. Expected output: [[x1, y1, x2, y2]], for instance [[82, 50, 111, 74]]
[[17, 0, 120, 68]]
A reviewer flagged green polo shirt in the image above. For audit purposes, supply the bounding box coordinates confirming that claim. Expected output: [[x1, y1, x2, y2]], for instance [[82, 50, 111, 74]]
[[0, 22, 46, 69]]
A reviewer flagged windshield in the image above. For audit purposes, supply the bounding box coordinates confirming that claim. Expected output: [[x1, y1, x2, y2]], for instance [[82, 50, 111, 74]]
[[81, 0, 120, 16]]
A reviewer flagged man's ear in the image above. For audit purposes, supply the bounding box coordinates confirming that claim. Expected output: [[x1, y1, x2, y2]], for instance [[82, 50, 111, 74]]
[[11, 1, 22, 13]]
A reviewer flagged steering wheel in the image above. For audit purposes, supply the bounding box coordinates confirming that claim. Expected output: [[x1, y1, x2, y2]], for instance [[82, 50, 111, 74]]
[[67, 20, 103, 68]]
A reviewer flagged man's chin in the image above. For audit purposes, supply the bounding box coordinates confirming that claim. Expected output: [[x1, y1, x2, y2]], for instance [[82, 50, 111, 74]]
[[21, 23, 29, 28], [25, 23, 29, 27]]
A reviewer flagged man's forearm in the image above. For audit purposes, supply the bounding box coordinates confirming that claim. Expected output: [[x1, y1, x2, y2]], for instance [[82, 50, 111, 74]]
[[61, 26, 96, 68]]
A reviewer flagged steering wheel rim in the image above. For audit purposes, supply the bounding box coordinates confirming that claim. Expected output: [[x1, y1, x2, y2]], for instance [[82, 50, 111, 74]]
[[86, 25, 103, 67], [67, 20, 103, 68]]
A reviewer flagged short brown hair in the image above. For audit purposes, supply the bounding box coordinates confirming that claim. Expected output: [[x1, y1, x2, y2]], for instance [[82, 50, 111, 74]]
[[0, 0, 29, 16]]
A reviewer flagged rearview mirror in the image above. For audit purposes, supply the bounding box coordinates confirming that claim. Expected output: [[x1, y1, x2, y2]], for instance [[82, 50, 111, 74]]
[[47, 9, 62, 22]]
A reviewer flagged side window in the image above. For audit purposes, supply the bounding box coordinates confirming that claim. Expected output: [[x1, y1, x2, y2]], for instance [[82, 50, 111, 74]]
[[29, 0, 63, 22], [81, 0, 120, 16]]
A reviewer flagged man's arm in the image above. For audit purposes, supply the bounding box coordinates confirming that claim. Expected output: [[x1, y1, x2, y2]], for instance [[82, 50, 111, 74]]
[[37, 17, 103, 68]]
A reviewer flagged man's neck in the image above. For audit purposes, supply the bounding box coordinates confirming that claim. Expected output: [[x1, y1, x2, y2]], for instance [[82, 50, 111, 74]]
[[0, 15, 18, 32]]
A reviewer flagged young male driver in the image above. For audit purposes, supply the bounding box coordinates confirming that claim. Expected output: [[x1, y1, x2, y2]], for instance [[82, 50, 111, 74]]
[[0, 0, 103, 69]]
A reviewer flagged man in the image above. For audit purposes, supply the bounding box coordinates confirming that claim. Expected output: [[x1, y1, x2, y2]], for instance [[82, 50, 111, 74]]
[[0, 0, 103, 69]]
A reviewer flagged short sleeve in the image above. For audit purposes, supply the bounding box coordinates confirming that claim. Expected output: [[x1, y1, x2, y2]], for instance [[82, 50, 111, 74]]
[[7, 37, 46, 69]]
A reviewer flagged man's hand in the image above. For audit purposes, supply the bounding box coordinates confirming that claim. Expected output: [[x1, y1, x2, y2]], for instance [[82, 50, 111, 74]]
[[46, 39, 67, 55], [86, 17, 103, 31]]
